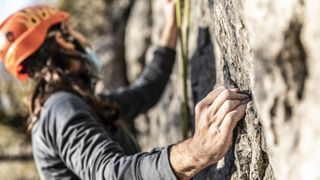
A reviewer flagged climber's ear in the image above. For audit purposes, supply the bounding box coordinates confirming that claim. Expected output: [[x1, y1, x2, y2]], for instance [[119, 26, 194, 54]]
[[54, 31, 76, 50], [67, 25, 91, 47]]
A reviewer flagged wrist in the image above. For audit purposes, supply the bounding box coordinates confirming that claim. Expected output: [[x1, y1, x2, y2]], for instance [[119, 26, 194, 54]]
[[159, 24, 177, 49], [187, 138, 213, 168], [169, 139, 195, 179], [169, 139, 210, 179]]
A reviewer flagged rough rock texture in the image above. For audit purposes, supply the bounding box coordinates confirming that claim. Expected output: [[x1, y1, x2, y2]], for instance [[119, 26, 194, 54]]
[[242, 0, 320, 179], [205, 0, 275, 179], [211, 0, 320, 179]]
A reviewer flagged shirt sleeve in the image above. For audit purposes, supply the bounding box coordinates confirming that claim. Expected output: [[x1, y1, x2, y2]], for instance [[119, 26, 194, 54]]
[[48, 94, 177, 180], [99, 46, 176, 121]]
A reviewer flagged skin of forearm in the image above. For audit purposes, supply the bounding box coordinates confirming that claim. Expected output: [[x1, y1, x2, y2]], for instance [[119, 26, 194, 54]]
[[169, 139, 209, 180], [159, 22, 178, 49]]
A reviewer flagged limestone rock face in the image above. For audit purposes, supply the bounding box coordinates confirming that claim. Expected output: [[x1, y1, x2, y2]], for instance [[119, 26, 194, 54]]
[[212, 0, 320, 179], [206, 0, 274, 179]]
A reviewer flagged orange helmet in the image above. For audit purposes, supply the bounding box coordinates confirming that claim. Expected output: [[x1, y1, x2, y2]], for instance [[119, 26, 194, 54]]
[[0, 5, 69, 80]]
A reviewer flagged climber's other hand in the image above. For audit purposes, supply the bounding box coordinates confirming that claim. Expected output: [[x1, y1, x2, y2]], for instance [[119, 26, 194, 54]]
[[159, 0, 178, 49], [162, 0, 176, 27]]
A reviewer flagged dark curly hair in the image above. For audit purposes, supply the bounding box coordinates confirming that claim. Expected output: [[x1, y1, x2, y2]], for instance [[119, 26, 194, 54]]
[[21, 24, 119, 132]]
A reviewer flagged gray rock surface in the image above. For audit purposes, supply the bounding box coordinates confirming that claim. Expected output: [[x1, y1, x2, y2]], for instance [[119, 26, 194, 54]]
[[242, 0, 320, 179], [211, 0, 320, 179], [125, 0, 152, 82], [208, 0, 275, 179]]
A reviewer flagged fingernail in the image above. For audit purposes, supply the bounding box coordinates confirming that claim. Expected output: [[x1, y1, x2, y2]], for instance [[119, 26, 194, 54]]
[[240, 98, 251, 104], [238, 91, 252, 99], [238, 90, 251, 95], [238, 93, 250, 100]]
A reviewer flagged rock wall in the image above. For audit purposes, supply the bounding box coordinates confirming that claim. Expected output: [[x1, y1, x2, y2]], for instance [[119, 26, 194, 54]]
[[206, 0, 274, 179], [211, 0, 320, 179], [59, 0, 320, 179]]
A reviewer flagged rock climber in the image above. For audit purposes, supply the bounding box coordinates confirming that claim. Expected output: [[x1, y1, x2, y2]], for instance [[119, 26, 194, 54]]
[[0, 1, 250, 179]]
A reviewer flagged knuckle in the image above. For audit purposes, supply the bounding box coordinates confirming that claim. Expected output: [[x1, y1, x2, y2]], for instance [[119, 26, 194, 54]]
[[225, 113, 234, 122], [195, 102, 205, 112], [223, 89, 232, 99], [225, 100, 232, 109]]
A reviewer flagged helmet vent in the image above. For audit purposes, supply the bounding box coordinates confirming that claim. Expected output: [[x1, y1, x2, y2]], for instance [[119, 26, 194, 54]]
[[42, 12, 47, 18], [6, 32, 14, 42], [31, 18, 37, 24]]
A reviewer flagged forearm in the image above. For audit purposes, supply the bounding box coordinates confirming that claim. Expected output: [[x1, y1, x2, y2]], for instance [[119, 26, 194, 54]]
[[159, 21, 177, 49], [169, 139, 210, 179], [52, 105, 177, 180]]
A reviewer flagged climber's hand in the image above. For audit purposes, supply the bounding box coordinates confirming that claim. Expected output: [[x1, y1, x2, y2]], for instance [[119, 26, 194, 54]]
[[159, 0, 177, 49], [169, 86, 250, 179], [162, 0, 176, 27], [190, 86, 250, 164]]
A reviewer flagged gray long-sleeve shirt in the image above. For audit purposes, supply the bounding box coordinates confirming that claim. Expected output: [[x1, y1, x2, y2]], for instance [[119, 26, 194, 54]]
[[32, 47, 177, 180]]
